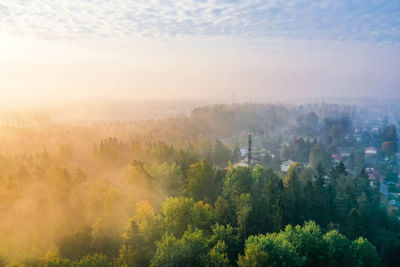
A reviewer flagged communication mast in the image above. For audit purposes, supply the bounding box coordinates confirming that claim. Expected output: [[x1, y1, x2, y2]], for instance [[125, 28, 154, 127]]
[[248, 134, 252, 166]]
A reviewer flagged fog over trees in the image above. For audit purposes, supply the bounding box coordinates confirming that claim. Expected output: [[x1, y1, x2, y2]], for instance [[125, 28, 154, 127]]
[[0, 101, 400, 266]]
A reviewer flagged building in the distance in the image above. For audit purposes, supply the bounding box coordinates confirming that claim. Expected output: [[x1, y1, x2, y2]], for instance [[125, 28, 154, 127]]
[[281, 160, 294, 173], [365, 147, 378, 157]]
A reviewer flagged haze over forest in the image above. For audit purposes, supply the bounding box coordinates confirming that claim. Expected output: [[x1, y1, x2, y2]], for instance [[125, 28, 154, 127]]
[[1, 1, 400, 267]]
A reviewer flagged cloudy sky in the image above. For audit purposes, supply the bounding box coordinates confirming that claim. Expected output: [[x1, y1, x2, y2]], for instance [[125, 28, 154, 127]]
[[0, 0, 399, 103]]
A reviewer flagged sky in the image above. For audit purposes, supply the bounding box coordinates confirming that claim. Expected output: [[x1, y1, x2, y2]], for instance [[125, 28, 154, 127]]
[[0, 0, 399, 104]]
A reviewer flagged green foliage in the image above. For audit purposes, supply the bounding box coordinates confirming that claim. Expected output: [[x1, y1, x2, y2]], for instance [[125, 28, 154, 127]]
[[207, 241, 230, 267], [115, 201, 162, 267], [212, 140, 235, 168], [237, 243, 269, 267], [162, 197, 214, 237], [213, 196, 236, 226], [208, 224, 240, 264], [39, 248, 71, 267], [382, 125, 398, 143], [0, 104, 395, 266], [350, 237, 380, 267], [149, 141, 175, 164], [0, 253, 5, 267], [283, 165, 304, 225], [309, 142, 330, 170], [58, 227, 93, 260], [73, 254, 111, 267], [39, 251, 111, 267], [150, 162, 184, 196], [6, 264, 28, 267], [240, 221, 380, 267], [151, 229, 209, 267], [323, 230, 351, 266], [222, 167, 253, 198], [237, 194, 252, 239], [185, 160, 218, 202], [281, 221, 327, 266], [238, 232, 302, 266]]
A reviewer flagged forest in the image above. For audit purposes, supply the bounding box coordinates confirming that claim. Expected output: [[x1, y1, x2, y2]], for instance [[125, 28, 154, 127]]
[[0, 102, 400, 267]]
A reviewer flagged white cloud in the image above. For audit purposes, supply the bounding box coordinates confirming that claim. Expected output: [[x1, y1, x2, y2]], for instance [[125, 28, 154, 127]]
[[0, 0, 399, 43]]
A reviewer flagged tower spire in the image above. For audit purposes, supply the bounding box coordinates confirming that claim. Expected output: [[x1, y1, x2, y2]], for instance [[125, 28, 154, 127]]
[[248, 134, 252, 166]]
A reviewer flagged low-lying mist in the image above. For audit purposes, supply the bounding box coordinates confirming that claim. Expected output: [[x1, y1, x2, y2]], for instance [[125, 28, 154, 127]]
[[0, 99, 398, 264]]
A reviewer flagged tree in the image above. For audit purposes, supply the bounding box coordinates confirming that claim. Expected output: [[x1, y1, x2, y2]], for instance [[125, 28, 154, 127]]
[[58, 226, 93, 260], [238, 230, 302, 266], [302, 180, 314, 220], [331, 124, 343, 146], [0, 253, 4, 267], [283, 165, 303, 225], [350, 150, 365, 172], [207, 241, 231, 267], [323, 230, 351, 267], [350, 237, 380, 267], [214, 196, 236, 227], [90, 218, 121, 259], [174, 145, 199, 172], [73, 168, 87, 184], [212, 140, 233, 168], [260, 152, 272, 167], [382, 125, 398, 156], [233, 142, 241, 163], [346, 208, 362, 240], [75, 254, 112, 267], [313, 164, 327, 225], [271, 156, 282, 172], [239, 221, 377, 267], [309, 142, 330, 170], [296, 112, 319, 136], [237, 243, 269, 267], [149, 141, 175, 164], [222, 167, 253, 198], [151, 229, 209, 267], [325, 181, 338, 225], [237, 194, 252, 239], [150, 234, 183, 267], [185, 160, 218, 202], [40, 249, 71, 267], [382, 125, 398, 142], [248, 166, 280, 234], [293, 137, 311, 162], [281, 221, 327, 266], [150, 162, 184, 196], [208, 224, 240, 265], [162, 197, 214, 237], [116, 201, 163, 267], [382, 141, 398, 155]]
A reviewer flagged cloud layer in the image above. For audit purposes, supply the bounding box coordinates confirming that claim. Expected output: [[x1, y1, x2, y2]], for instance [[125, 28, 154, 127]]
[[0, 0, 399, 43]]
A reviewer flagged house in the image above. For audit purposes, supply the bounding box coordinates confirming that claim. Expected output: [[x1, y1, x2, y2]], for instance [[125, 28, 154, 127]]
[[281, 160, 294, 173], [388, 199, 400, 208], [331, 153, 343, 164], [337, 147, 351, 158], [365, 147, 377, 157], [240, 148, 247, 158], [354, 129, 362, 142], [234, 162, 249, 168], [366, 167, 379, 182], [371, 127, 380, 135], [223, 161, 249, 170]]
